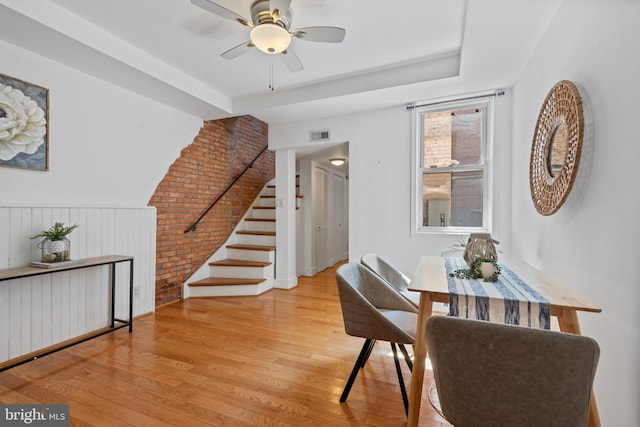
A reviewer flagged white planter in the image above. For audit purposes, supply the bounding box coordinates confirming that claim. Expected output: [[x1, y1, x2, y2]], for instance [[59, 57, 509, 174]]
[[479, 261, 497, 279]]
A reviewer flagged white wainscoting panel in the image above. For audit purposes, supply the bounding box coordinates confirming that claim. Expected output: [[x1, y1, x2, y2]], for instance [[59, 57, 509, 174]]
[[0, 205, 156, 364]]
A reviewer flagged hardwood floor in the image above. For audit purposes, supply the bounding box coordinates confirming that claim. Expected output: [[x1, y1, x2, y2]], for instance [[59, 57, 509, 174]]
[[0, 262, 450, 426]]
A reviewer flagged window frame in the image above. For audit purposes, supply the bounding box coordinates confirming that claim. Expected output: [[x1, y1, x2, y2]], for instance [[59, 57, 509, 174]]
[[410, 94, 495, 236]]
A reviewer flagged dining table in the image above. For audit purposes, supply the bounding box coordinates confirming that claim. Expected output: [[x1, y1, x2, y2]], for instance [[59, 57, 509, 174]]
[[406, 255, 602, 427]]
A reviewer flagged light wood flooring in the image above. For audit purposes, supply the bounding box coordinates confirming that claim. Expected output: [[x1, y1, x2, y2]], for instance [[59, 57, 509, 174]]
[[0, 261, 450, 426]]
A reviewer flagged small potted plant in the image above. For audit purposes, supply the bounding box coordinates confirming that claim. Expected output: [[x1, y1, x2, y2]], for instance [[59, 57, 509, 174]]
[[31, 222, 78, 263]]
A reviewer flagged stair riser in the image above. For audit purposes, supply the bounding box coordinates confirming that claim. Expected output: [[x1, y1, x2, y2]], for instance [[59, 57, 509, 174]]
[[263, 187, 275, 197], [235, 233, 276, 246], [258, 197, 275, 207], [257, 197, 302, 208], [227, 248, 274, 263], [209, 265, 274, 279], [244, 221, 276, 232], [251, 208, 275, 219], [188, 281, 273, 297]]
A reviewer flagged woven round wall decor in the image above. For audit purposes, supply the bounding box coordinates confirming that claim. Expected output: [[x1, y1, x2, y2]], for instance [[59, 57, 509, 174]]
[[529, 80, 584, 215]]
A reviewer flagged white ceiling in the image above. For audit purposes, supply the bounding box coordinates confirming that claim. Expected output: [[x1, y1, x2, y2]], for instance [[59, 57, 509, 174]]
[[0, 0, 562, 124]]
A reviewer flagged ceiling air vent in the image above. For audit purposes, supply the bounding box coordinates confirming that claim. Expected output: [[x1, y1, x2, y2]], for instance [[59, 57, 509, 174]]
[[310, 130, 330, 142]]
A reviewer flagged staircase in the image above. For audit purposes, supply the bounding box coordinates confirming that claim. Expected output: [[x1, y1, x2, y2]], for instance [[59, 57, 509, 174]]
[[185, 184, 300, 297]]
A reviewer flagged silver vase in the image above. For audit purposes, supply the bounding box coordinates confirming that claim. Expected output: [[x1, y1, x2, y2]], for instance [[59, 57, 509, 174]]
[[37, 238, 71, 263]]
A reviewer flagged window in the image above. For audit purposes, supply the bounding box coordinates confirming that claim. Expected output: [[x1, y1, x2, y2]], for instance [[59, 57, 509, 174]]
[[411, 96, 494, 234]]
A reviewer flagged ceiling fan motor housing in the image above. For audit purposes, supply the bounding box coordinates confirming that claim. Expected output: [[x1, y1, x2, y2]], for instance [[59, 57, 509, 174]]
[[251, 0, 291, 29]]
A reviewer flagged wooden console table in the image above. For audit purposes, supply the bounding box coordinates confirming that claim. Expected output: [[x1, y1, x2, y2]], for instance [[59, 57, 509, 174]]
[[0, 255, 134, 372]]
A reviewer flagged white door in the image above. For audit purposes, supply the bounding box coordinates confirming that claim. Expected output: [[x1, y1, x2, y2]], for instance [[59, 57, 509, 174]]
[[314, 166, 330, 272], [331, 173, 348, 262]]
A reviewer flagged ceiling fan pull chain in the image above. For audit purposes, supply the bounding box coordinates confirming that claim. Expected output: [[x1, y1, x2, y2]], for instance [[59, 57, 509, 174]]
[[269, 58, 275, 91]]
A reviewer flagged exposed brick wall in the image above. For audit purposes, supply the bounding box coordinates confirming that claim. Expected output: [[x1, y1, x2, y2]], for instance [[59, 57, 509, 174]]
[[422, 109, 483, 225], [423, 112, 452, 225], [451, 109, 482, 213], [148, 115, 274, 306], [423, 111, 452, 169]]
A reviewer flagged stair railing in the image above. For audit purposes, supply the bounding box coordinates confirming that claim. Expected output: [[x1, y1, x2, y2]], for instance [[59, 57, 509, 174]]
[[184, 145, 269, 233]]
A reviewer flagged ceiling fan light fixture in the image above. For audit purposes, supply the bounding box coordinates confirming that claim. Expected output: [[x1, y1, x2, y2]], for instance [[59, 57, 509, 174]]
[[250, 24, 291, 54], [330, 158, 346, 166]]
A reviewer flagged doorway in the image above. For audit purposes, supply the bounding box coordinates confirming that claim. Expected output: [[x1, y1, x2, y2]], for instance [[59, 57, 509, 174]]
[[296, 142, 349, 276]]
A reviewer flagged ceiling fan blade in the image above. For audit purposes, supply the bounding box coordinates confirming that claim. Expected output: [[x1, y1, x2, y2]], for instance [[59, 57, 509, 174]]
[[293, 26, 346, 43], [280, 49, 303, 72], [221, 41, 254, 59], [191, 0, 251, 26], [270, 0, 292, 17]]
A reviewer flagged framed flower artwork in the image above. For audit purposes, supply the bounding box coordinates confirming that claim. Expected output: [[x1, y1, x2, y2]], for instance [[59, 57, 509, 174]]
[[0, 73, 49, 171]]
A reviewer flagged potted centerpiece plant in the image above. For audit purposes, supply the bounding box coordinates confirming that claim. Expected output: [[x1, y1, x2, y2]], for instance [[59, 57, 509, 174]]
[[449, 257, 502, 282], [31, 222, 78, 263]]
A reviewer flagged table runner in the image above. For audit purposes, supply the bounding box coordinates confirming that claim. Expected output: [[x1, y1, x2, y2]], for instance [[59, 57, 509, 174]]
[[444, 257, 550, 329]]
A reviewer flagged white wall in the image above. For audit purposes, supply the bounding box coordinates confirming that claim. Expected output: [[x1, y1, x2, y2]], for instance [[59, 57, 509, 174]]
[[511, 0, 640, 424], [0, 40, 203, 206], [297, 158, 314, 276], [0, 40, 202, 361]]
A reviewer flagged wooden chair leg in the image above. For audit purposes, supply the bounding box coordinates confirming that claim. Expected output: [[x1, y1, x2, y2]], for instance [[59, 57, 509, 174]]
[[391, 342, 409, 415], [340, 338, 374, 402]]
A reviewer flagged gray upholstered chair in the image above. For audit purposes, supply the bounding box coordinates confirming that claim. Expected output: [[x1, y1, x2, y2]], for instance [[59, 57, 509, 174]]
[[360, 253, 421, 308], [335, 262, 418, 414], [425, 316, 600, 427]]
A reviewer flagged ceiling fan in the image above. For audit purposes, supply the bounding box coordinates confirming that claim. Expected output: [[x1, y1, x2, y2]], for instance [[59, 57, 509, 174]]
[[191, 0, 346, 72]]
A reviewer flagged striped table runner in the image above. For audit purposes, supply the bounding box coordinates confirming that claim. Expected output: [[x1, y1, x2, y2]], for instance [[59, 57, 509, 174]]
[[444, 257, 551, 329]]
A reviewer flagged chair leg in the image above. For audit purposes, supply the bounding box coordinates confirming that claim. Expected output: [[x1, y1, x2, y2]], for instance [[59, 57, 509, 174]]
[[398, 343, 413, 371], [361, 338, 376, 367], [391, 342, 409, 415], [340, 338, 375, 402]]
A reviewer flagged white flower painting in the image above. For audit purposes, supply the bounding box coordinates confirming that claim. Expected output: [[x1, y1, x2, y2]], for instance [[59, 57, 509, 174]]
[[0, 74, 48, 170]]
